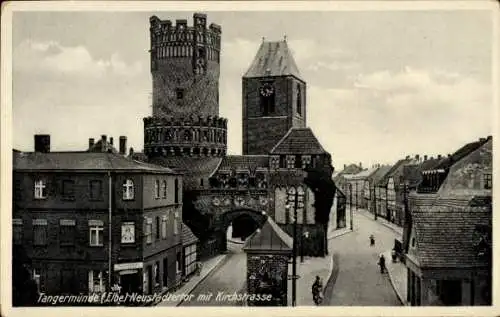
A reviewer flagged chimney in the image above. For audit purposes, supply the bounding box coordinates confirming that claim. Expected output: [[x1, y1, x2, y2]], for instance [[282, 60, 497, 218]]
[[34, 134, 51, 153], [447, 154, 451, 158], [109, 137, 114, 145], [415, 154, 420, 161], [88, 138, 95, 149], [438, 154, 442, 159], [119, 136, 127, 155], [129, 147, 134, 157], [405, 155, 410, 160], [359, 162, 362, 169], [101, 135, 107, 152], [479, 137, 486, 142], [424, 155, 428, 161], [344, 164, 346, 170]]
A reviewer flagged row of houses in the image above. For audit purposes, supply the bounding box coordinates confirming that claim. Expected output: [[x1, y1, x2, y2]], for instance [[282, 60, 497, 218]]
[[334, 135, 493, 306], [12, 134, 199, 304]]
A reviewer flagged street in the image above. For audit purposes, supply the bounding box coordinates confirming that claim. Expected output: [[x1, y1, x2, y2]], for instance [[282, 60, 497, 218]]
[[325, 207, 402, 306], [179, 241, 246, 306]]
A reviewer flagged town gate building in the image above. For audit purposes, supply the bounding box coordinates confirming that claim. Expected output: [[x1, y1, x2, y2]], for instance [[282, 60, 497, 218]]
[[138, 13, 334, 258]]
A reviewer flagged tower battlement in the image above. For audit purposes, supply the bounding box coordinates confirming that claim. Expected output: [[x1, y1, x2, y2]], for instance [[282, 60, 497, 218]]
[[149, 13, 221, 64]]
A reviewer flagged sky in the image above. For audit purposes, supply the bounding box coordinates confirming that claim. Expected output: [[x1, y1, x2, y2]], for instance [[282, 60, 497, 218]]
[[11, 7, 495, 170]]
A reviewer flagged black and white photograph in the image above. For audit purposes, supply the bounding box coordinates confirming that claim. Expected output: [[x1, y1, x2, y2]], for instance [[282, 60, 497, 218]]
[[1, 1, 498, 315]]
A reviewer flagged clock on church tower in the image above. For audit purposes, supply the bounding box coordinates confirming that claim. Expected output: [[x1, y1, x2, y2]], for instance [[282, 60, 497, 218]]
[[242, 39, 306, 155]]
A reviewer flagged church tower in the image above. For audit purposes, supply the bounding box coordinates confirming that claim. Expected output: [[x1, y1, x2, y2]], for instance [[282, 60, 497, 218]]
[[242, 39, 306, 155], [144, 13, 227, 158]]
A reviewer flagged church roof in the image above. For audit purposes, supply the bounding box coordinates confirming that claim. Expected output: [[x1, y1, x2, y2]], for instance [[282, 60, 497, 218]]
[[270, 127, 327, 155], [243, 217, 293, 254], [243, 40, 303, 81]]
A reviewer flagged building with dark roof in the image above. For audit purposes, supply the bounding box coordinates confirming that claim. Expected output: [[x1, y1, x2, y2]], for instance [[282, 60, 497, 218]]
[[363, 164, 392, 215], [404, 137, 492, 306], [13, 135, 185, 298], [134, 13, 335, 259]]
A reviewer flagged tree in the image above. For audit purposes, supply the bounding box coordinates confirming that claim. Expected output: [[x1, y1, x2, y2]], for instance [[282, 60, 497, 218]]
[[304, 165, 336, 256]]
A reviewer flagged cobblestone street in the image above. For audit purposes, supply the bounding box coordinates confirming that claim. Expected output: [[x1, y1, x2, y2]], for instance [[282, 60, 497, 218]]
[[325, 207, 402, 306]]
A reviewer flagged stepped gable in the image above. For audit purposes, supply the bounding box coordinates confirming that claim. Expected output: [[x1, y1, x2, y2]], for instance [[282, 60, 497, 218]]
[[410, 195, 491, 268], [243, 216, 293, 254], [243, 40, 303, 81], [270, 127, 326, 155]]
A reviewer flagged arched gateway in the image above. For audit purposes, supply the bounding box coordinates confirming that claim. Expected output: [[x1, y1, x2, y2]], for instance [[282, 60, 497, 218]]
[[217, 208, 268, 252]]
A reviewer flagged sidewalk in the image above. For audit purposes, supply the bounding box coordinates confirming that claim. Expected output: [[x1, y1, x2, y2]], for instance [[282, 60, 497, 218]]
[[357, 208, 403, 238], [384, 251, 409, 306], [327, 226, 352, 240], [156, 254, 227, 306], [287, 255, 334, 306]]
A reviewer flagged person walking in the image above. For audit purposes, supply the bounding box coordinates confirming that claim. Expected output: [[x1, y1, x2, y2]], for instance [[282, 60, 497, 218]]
[[312, 275, 324, 305], [378, 254, 386, 274], [369, 234, 375, 247]]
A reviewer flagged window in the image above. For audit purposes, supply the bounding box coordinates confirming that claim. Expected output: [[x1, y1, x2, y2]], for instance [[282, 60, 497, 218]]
[[173, 212, 179, 235], [484, 173, 492, 189], [161, 215, 168, 239], [174, 179, 179, 204], [162, 180, 167, 198], [154, 179, 160, 199], [176, 252, 182, 273], [145, 218, 152, 244], [121, 222, 135, 244], [411, 237, 416, 247], [62, 180, 75, 200], [33, 219, 48, 246], [88, 270, 105, 294], [59, 219, 76, 246], [34, 179, 47, 199], [13, 219, 23, 245], [89, 180, 103, 200], [154, 261, 160, 285], [156, 216, 161, 240], [176, 88, 184, 100], [123, 179, 134, 200], [200, 178, 204, 187], [89, 220, 104, 246], [296, 84, 302, 115]]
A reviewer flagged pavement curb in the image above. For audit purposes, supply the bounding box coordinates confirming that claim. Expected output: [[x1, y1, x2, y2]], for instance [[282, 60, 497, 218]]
[[327, 228, 353, 240], [176, 254, 228, 306], [384, 251, 407, 306]]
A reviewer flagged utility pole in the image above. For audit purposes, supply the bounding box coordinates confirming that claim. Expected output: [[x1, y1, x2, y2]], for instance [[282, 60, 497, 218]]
[[286, 186, 304, 307], [374, 185, 378, 220]]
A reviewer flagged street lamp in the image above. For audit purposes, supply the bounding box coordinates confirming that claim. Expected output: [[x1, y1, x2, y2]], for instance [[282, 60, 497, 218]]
[[301, 231, 309, 263], [285, 186, 305, 307], [348, 183, 353, 230]]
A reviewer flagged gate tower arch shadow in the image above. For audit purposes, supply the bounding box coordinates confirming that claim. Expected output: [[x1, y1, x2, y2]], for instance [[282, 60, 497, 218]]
[[218, 208, 268, 252]]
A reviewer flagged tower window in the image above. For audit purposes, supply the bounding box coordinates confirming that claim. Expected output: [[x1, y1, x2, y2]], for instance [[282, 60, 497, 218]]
[[296, 84, 302, 115], [176, 88, 184, 100]]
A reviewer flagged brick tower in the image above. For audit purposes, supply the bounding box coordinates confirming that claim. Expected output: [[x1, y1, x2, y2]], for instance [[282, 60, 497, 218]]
[[144, 13, 227, 158], [242, 39, 306, 155]]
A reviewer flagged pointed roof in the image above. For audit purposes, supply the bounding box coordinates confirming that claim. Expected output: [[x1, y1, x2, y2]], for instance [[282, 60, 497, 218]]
[[270, 127, 326, 155], [243, 40, 303, 81], [182, 223, 198, 246], [243, 217, 293, 254]]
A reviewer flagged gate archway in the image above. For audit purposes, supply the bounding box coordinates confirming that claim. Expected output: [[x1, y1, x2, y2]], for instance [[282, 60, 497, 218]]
[[218, 208, 268, 252]]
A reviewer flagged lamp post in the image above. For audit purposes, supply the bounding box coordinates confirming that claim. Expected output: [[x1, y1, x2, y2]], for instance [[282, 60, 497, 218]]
[[348, 183, 353, 230], [374, 185, 378, 220], [301, 230, 309, 263], [285, 186, 305, 307]]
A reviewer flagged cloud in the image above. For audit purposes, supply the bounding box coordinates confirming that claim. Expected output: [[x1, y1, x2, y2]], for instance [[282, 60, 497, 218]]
[[305, 67, 492, 167], [13, 40, 145, 79]]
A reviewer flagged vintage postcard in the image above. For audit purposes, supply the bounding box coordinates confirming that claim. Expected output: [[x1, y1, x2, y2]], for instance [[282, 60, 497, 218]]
[[1, 1, 499, 317]]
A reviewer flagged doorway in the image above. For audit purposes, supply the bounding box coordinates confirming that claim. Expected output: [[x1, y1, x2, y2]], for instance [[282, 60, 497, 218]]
[[120, 272, 141, 294]]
